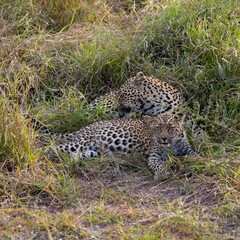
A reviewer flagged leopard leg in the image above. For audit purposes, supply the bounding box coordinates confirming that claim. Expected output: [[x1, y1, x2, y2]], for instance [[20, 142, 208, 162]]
[[148, 148, 169, 181], [56, 141, 102, 161], [173, 138, 197, 157]]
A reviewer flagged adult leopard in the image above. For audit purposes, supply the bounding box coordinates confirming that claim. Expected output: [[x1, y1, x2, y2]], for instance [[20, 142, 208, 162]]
[[90, 72, 182, 118]]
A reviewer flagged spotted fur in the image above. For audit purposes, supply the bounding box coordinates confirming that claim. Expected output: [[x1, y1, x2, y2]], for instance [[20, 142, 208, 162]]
[[54, 112, 196, 181], [90, 72, 203, 135], [90, 72, 182, 117]]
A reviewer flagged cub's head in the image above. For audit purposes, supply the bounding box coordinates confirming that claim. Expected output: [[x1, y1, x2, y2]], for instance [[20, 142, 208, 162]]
[[116, 72, 146, 118], [145, 112, 186, 147]]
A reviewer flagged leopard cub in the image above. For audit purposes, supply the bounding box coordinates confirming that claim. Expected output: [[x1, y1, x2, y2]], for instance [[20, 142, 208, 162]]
[[53, 112, 196, 181]]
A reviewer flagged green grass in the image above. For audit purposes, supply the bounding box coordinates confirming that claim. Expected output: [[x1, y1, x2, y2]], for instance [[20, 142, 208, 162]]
[[0, 0, 240, 239]]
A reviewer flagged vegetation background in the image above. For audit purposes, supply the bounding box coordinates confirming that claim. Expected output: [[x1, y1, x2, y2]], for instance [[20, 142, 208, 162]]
[[0, 0, 239, 239]]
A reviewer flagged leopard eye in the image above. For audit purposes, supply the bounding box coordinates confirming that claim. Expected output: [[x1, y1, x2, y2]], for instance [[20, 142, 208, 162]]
[[168, 128, 175, 134]]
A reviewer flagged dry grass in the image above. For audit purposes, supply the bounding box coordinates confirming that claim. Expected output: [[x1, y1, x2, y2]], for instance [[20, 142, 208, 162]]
[[1, 155, 239, 239]]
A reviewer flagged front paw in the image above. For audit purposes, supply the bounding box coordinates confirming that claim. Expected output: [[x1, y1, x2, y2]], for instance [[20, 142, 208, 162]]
[[153, 168, 172, 181]]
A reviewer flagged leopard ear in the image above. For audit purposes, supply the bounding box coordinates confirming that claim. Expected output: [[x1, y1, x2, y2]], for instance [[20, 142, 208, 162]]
[[144, 115, 156, 125], [174, 113, 185, 123], [131, 72, 145, 90]]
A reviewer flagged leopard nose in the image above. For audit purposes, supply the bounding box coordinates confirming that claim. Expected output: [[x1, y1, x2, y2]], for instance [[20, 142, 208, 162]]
[[162, 137, 167, 142]]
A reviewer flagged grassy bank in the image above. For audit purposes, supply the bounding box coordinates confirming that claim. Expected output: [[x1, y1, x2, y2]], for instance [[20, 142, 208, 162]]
[[0, 0, 239, 239]]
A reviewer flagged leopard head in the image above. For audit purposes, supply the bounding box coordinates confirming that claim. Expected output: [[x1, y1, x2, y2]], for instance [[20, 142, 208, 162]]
[[145, 112, 186, 148], [116, 72, 146, 118]]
